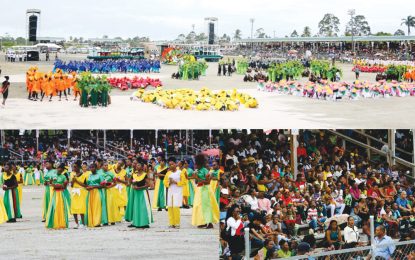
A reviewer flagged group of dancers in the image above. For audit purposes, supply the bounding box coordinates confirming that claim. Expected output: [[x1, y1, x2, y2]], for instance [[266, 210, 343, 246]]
[[0, 154, 220, 229], [54, 59, 161, 74], [26, 67, 80, 102]]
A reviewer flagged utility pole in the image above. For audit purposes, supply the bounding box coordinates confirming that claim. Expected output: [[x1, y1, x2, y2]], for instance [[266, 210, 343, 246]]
[[250, 18, 255, 39], [348, 9, 356, 54]]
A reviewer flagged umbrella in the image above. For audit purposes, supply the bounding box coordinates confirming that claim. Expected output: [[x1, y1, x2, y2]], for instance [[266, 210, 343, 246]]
[[202, 149, 220, 157], [374, 53, 384, 57]]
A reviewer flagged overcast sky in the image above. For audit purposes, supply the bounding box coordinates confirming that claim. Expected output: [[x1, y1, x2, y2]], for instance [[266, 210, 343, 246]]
[[0, 0, 411, 40]]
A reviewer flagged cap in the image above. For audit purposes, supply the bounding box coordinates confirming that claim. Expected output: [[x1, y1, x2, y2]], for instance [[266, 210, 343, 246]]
[[297, 242, 311, 252]]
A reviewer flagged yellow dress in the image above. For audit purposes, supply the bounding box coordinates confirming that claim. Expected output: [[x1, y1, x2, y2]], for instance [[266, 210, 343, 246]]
[[113, 168, 128, 208], [0, 197, 8, 224], [70, 172, 87, 215], [181, 168, 190, 197], [15, 172, 23, 205]]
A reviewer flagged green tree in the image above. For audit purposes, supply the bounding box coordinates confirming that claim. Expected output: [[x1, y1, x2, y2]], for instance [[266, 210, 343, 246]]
[[373, 32, 392, 36], [394, 29, 406, 36], [401, 16, 415, 36], [234, 29, 242, 40], [346, 15, 371, 36], [318, 13, 340, 37], [15, 37, 26, 45], [255, 28, 266, 38], [195, 33, 208, 41], [301, 26, 312, 37], [290, 30, 299, 37]]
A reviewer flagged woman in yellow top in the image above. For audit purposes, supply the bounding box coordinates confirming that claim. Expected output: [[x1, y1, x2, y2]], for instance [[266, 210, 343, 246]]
[[112, 160, 128, 216], [152, 158, 168, 211], [163, 157, 187, 228], [178, 160, 190, 209], [102, 162, 122, 224], [13, 164, 24, 209], [70, 161, 87, 229]]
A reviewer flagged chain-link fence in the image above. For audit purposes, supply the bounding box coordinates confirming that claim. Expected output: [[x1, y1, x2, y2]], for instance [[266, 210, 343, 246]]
[[238, 216, 415, 260]]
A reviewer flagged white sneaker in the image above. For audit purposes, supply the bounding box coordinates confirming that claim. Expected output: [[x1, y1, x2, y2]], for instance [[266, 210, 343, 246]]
[[79, 224, 85, 229], [74, 224, 79, 229]]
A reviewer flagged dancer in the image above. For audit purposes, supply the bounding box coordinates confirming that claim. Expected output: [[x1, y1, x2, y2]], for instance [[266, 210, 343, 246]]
[[178, 160, 190, 209], [102, 162, 121, 224], [2, 163, 21, 222], [45, 163, 70, 229], [14, 164, 24, 209], [152, 157, 168, 211], [70, 161, 87, 229], [113, 160, 128, 216], [43, 161, 57, 222], [209, 160, 221, 203], [191, 154, 219, 229], [164, 157, 186, 228], [1, 76, 10, 107], [125, 160, 153, 228], [85, 163, 107, 228], [186, 161, 196, 207]]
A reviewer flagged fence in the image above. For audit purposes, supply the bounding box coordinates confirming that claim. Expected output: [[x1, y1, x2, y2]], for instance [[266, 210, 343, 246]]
[[242, 216, 415, 260]]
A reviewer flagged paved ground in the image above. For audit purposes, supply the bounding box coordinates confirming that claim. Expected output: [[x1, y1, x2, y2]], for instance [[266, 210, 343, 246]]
[[0, 186, 218, 260], [1, 53, 410, 129]]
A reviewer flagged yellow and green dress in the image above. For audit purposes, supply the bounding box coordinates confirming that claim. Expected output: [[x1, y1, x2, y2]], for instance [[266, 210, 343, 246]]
[[15, 172, 23, 205], [2, 172, 22, 221], [187, 168, 196, 206], [24, 166, 36, 185], [125, 172, 153, 227], [209, 169, 221, 203], [70, 171, 87, 216], [43, 169, 57, 221], [181, 168, 190, 202], [113, 168, 128, 215], [45, 174, 70, 229], [191, 167, 219, 226], [152, 165, 168, 210], [0, 196, 8, 224], [84, 172, 108, 227], [125, 166, 133, 200], [164, 169, 186, 227], [103, 171, 122, 223]]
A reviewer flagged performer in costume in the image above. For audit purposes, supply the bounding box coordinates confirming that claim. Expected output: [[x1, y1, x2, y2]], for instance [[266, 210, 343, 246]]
[[2, 163, 21, 222], [191, 154, 219, 229], [186, 160, 196, 207], [125, 160, 153, 228], [209, 160, 221, 203], [164, 157, 186, 228], [113, 160, 128, 216], [124, 159, 133, 201], [13, 164, 24, 209], [152, 157, 168, 211], [0, 191, 8, 224], [45, 163, 70, 229], [24, 165, 36, 185], [85, 163, 107, 228], [70, 161, 87, 228], [43, 161, 57, 222], [102, 162, 122, 224], [178, 160, 190, 208]]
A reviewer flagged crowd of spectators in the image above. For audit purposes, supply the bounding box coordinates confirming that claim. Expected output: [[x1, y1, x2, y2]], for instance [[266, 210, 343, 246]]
[[219, 130, 415, 259]]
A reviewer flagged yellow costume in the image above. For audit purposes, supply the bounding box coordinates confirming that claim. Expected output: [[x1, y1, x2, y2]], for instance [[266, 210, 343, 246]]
[[70, 172, 87, 215]]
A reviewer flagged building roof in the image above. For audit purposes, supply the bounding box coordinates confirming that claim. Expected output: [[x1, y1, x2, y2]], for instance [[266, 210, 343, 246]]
[[37, 37, 66, 42], [88, 38, 123, 43], [236, 35, 415, 43]]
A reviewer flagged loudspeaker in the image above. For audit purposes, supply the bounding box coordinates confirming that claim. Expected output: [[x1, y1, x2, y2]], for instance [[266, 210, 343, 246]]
[[29, 15, 38, 42], [208, 22, 214, 44]]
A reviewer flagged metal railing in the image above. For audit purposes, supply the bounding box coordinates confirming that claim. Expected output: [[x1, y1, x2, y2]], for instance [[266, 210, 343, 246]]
[[242, 216, 415, 260]]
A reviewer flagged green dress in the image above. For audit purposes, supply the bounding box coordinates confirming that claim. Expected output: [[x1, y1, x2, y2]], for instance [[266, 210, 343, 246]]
[[125, 166, 132, 200], [2, 173, 22, 220], [187, 168, 195, 206], [125, 172, 153, 227], [46, 174, 70, 229], [43, 169, 57, 220], [84, 172, 108, 226]]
